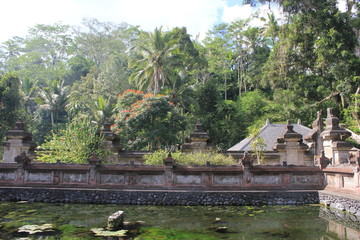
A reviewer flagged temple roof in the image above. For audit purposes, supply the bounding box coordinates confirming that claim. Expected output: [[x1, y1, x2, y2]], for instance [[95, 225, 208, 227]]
[[227, 121, 312, 152]]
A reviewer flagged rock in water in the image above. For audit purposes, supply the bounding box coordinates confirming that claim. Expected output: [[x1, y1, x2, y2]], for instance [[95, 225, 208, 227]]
[[18, 224, 54, 234], [91, 228, 127, 237], [215, 226, 228, 233], [106, 210, 124, 231]]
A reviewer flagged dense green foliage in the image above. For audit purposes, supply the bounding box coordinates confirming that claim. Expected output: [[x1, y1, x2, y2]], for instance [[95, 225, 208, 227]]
[[0, 0, 359, 158], [0, 74, 21, 142], [144, 149, 237, 166], [36, 116, 105, 163], [114, 90, 185, 150]]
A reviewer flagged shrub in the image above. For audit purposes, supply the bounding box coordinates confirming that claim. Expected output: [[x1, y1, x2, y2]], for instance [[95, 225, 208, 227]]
[[144, 150, 237, 166], [113, 90, 185, 150], [36, 115, 106, 163]]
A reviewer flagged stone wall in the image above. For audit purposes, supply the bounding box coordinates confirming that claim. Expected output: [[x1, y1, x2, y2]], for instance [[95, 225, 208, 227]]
[[320, 206, 360, 232], [0, 187, 319, 206], [322, 166, 360, 192], [0, 161, 325, 190], [319, 191, 360, 215]]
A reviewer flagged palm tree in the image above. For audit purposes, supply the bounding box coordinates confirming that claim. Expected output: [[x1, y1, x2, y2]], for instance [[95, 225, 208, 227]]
[[40, 79, 70, 125], [20, 78, 38, 114], [169, 72, 198, 114], [263, 13, 279, 47], [90, 95, 115, 125], [129, 27, 183, 94]]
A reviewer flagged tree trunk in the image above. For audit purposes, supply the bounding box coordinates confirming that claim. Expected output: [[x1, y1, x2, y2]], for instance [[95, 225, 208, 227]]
[[352, 86, 360, 131]]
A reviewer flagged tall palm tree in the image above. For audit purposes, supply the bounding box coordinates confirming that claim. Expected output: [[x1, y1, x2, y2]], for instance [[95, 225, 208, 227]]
[[129, 27, 183, 94], [263, 13, 279, 47], [40, 79, 70, 125], [20, 78, 38, 114], [169, 72, 198, 114]]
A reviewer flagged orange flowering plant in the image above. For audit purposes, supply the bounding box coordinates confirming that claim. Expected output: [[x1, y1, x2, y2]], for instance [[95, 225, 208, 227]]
[[113, 89, 185, 150]]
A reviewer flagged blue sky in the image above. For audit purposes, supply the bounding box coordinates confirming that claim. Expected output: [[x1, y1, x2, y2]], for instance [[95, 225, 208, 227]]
[[0, 0, 269, 43]]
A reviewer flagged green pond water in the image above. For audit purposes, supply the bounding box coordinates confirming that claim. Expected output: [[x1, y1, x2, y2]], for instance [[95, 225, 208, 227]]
[[0, 201, 359, 240]]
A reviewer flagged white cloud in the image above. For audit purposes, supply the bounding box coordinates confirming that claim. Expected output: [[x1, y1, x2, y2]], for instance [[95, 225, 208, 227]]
[[114, 0, 225, 39], [222, 3, 284, 28], [337, 0, 347, 12], [0, 0, 226, 43], [222, 4, 253, 23]]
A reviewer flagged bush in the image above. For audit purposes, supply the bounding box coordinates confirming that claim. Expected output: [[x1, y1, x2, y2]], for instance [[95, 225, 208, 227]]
[[144, 150, 237, 166], [113, 90, 185, 150], [36, 115, 106, 163]]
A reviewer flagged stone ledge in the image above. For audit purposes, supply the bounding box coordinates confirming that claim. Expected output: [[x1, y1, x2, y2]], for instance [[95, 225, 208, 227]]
[[319, 190, 360, 215], [0, 187, 320, 206]]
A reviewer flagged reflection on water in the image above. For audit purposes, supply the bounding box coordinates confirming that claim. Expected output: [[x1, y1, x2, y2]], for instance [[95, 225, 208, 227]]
[[320, 206, 360, 240], [0, 201, 359, 239]]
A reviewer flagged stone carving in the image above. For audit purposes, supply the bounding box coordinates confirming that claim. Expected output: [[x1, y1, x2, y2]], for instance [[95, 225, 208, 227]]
[[305, 111, 324, 157], [181, 121, 214, 153], [14, 151, 31, 166], [319, 151, 331, 169], [87, 152, 101, 166], [2, 119, 37, 163], [100, 120, 122, 162], [320, 108, 352, 164], [163, 153, 176, 167], [274, 121, 309, 165], [240, 151, 253, 168]]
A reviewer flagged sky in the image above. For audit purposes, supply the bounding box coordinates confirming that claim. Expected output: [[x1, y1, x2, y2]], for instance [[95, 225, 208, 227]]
[[0, 0, 279, 43]]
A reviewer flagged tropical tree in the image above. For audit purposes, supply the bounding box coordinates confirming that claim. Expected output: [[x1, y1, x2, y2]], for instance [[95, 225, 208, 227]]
[[113, 89, 185, 150], [40, 79, 70, 126], [168, 72, 198, 114], [129, 27, 183, 94], [0, 74, 21, 142], [89, 95, 115, 125], [262, 12, 280, 47], [20, 78, 38, 114]]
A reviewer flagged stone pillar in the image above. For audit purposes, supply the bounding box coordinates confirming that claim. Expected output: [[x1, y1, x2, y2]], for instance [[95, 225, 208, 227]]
[[181, 121, 214, 153], [240, 152, 252, 186], [2, 119, 37, 163], [163, 153, 175, 187], [305, 111, 324, 158], [320, 108, 352, 165], [14, 151, 31, 184], [319, 151, 331, 169], [275, 121, 309, 165], [273, 138, 286, 164], [100, 120, 122, 162], [87, 152, 101, 186]]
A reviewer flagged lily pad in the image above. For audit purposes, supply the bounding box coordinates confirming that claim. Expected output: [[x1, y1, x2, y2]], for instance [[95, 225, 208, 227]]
[[90, 228, 127, 237], [18, 224, 54, 234]]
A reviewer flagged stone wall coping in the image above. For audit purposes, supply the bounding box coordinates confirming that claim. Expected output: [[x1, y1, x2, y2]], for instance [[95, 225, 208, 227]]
[[98, 165, 164, 172], [0, 163, 18, 169], [0, 186, 320, 193], [20, 164, 91, 171], [320, 188, 360, 201], [250, 165, 321, 172], [0, 163, 322, 173], [322, 167, 356, 174]]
